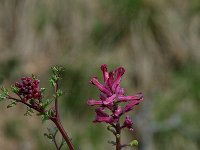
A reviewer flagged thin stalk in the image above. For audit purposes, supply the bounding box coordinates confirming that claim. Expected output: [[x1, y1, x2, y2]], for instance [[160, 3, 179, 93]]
[[52, 137, 59, 150], [7, 96, 75, 150], [53, 81, 75, 150], [52, 118, 75, 150], [115, 122, 121, 150]]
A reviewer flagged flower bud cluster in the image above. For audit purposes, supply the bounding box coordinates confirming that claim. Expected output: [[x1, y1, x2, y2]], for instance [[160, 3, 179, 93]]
[[15, 77, 41, 102]]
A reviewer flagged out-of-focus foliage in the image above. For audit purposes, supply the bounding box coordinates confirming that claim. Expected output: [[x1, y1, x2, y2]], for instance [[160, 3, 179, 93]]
[[0, 0, 200, 150]]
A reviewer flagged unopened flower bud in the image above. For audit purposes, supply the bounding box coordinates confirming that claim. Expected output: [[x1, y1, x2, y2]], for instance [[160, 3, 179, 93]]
[[130, 140, 138, 146]]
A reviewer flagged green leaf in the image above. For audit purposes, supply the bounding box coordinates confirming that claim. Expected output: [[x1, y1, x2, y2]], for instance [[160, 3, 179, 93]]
[[40, 88, 46, 94], [51, 74, 59, 82], [7, 101, 17, 108], [52, 66, 65, 75], [42, 115, 49, 123], [11, 85, 19, 94], [29, 99, 35, 105], [49, 127, 58, 137], [108, 140, 116, 145], [1, 86, 9, 96], [130, 140, 139, 146], [59, 136, 67, 149], [31, 74, 37, 79], [41, 109, 54, 123], [49, 79, 56, 87], [51, 66, 65, 81], [44, 133, 53, 140], [56, 89, 63, 97], [107, 125, 116, 134], [24, 107, 34, 116], [41, 99, 53, 109], [44, 127, 58, 141], [36, 112, 43, 116], [46, 109, 54, 117], [0, 93, 6, 101]]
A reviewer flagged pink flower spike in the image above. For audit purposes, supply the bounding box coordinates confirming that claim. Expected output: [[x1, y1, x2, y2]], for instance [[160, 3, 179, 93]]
[[117, 93, 143, 102], [103, 94, 116, 105], [101, 64, 109, 82], [90, 77, 112, 96], [87, 99, 103, 106], [87, 64, 144, 128]]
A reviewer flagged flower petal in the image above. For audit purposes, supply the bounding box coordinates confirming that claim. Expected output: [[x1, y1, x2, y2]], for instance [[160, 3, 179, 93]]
[[90, 77, 112, 96], [117, 93, 143, 102], [115, 86, 125, 96], [87, 99, 103, 106], [107, 72, 114, 88], [112, 67, 125, 92], [123, 98, 142, 112], [99, 92, 107, 100], [103, 94, 116, 105], [101, 64, 109, 82], [114, 106, 123, 117], [95, 107, 109, 117], [123, 116, 133, 129], [93, 116, 113, 123]]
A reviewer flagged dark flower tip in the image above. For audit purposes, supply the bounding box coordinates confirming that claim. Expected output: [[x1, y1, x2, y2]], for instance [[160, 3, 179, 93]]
[[101, 64, 107, 71]]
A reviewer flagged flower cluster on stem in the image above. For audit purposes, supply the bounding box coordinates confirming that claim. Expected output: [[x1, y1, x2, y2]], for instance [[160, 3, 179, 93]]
[[0, 66, 75, 150], [87, 64, 143, 149]]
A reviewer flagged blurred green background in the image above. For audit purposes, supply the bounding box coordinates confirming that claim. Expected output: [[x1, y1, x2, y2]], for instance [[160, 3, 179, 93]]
[[0, 0, 200, 150]]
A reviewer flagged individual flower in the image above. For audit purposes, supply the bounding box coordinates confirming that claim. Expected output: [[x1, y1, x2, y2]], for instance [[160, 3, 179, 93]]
[[15, 77, 41, 102], [87, 64, 143, 125], [93, 107, 116, 123], [122, 116, 133, 130]]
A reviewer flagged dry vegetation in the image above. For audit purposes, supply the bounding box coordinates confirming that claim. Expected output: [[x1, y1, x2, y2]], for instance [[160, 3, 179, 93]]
[[0, 0, 200, 150]]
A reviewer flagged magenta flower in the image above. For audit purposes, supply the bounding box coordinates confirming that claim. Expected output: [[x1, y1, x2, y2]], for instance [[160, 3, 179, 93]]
[[122, 116, 134, 130], [87, 64, 143, 125], [93, 107, 116, 123], [15, 77, 42, 102]]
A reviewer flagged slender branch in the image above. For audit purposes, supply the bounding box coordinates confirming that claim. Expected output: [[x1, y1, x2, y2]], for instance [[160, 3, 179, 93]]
[[51, 118, 75, 150], [7, 97, 61, 150], [6, 76, 75, 149], [52, 81, 75, 150], [7, 96, 42, 113], [121, 144, 130, 148], [58, 143, 64, 150], [54, 81, 59, 119], [52, 137, 59, 150]]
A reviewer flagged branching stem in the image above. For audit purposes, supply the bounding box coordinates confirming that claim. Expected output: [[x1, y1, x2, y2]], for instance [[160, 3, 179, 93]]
[[7, 94, 75, 150]]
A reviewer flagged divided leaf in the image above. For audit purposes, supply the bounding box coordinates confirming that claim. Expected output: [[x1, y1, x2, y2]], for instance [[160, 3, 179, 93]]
[[0, 93, 6, 101], [7, 101, 17, 108], [1, 86, 9, 96], [11, 85, 19, 94], [24, 107, 34, 116]]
